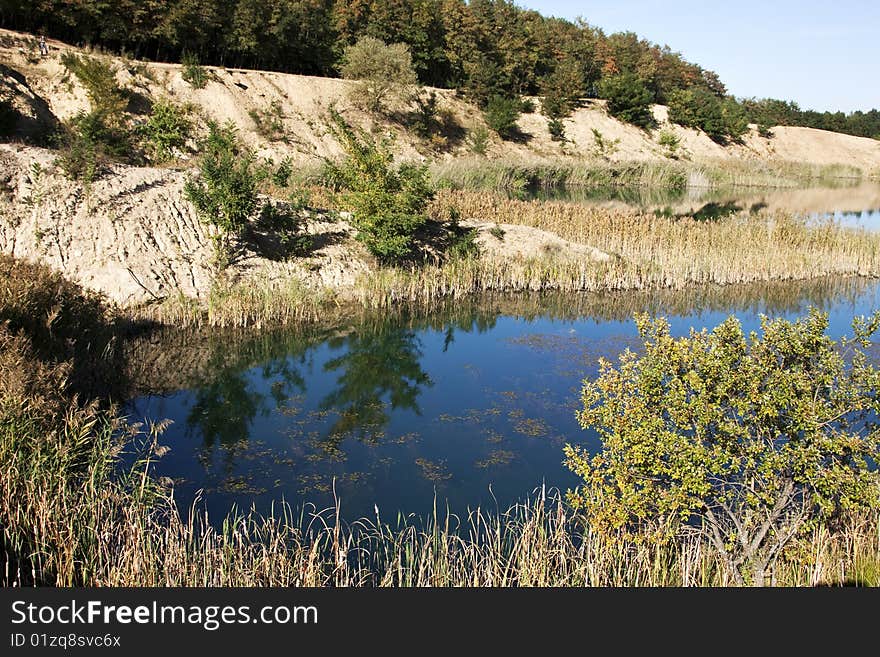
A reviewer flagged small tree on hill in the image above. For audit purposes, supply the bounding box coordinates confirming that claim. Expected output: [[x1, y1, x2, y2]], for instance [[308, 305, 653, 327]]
[[184, 121, 259, 263], [324, 109, 433, 263], [540, 58, 584, 141], [598, 72, 655, 129], [565, 310, 880, 586], [341, 36, 418, 114], [484, 95, 521, 140]]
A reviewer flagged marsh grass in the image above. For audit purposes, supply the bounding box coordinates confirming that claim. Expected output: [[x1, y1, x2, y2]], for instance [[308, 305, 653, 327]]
[[350, 192, 880, 310], [431, 157, 863, 194], [131, 193, 880, 328]]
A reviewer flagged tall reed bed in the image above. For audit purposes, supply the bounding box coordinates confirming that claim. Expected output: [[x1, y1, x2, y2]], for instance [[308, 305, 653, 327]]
[[430, 157, 863, 193], [348, 192, 880, 310]]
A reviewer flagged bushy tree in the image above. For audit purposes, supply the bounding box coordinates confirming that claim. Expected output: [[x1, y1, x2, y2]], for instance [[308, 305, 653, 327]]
[[141, 99, 191, 161], [540, 57, 583, 141], [598, 72, 655, 129], [341, 36, 418, 114], [324, 109, 433, 263], [667, 87, 748, 144], [60, 53, 128, 118], [484, 95, 521, 140], [184, 121, 259, 255], [565, 310, 880, 586]]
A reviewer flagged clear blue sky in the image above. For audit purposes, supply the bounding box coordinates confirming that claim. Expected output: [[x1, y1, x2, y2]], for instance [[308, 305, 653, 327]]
[[518, 0, 879, 113]]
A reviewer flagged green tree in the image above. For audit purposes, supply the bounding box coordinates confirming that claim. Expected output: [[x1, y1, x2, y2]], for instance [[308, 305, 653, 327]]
[[598, 72, 655, 129], [484, 94, 521, 140], [341, 36, 418, 114], [184, 121, 259, 258], [324, 109, 433, 263], [667, 87, 748, 144], [565, 310, 880, 586]]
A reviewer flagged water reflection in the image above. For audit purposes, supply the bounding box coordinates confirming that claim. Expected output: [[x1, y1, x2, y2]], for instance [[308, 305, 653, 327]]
[[518, 181, 880, 229], [317, 328, 432, 449]]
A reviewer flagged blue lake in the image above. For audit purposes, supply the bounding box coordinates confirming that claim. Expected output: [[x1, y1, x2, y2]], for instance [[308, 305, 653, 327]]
[[127, 277, 880, 521]]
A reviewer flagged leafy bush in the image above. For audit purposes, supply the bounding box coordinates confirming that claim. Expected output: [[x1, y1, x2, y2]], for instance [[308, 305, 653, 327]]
[[184, 121, 259, 254], [181, 52, 210, 89], [410, 90, 440, 138], [271, 157, 293, 187], [57, 110, 131, 183], [547, 118, 565, 142], [519, 98, 536, 114], [667, 87, 748, 144], [324, 109, 432, 263], [565, 310, 880, 586], [341, 36, 417, 114], [141, 99, 191, 161], [598, 73, 655, 129], [256, 202, 311, 257], [484, 95, 520, 140]]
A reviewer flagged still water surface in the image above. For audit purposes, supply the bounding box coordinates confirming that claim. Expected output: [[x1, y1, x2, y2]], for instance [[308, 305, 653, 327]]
[[128, 277, 880, 521]]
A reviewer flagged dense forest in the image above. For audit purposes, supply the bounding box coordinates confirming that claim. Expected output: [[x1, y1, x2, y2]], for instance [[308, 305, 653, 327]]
[[1, 0, 878, 140]]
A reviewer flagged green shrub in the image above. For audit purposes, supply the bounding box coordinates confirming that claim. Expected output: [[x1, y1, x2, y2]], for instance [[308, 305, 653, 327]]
[[341, 36, 417, 114], [248, 100, 286, 141], [271, 157, 293, 187], [466, 126, 490, 156], [566, 309, 880, 586], [657, 129, 681, 158], [448, 227, 480, 259], [184, 121, 259, 255], [589, 127, 620, 159], [520, 98, 536, 114], [57, 110, 131, 183], [598, 73, 655, 129], [141, 99, 191, 161], [547, 118, 566, 142], [411, 90, 440, 138], [256, 202, 311, 257], [181, 52, 210, 89], [484, 95, 520, 140], [59, 53, 128, 117], [324, 109, 432, 263]]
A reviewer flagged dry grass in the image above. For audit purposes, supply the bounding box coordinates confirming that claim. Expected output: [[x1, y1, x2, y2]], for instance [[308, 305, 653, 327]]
[[131, 194, 880, 327], [348, 192, 880, 310]]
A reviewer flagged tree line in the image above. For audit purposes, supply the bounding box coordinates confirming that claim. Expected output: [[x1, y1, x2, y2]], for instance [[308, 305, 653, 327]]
[[2, 1, 724, 103], [740, 98, 880, 140], [2, 0, 876, 141]]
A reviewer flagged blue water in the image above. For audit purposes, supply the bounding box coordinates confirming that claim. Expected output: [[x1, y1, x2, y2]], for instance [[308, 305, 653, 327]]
[[127, 278, 880, 521]]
